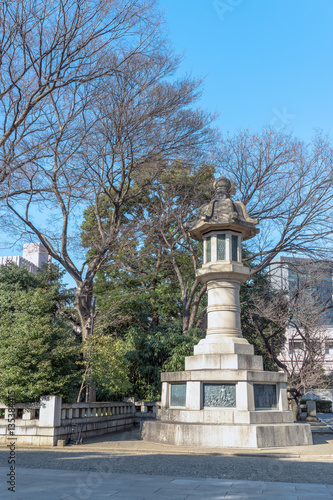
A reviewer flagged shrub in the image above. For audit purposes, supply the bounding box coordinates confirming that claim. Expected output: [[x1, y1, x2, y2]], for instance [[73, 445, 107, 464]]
[[315, 400, 332, 413]]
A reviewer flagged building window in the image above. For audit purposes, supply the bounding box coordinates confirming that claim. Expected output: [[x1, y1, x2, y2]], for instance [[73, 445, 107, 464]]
[[325, 342, 333, 355], [289, 340, 304, 355], [217, 234, 226, 261], [206, 236, 211, 263], [232, 235, 238, 262]]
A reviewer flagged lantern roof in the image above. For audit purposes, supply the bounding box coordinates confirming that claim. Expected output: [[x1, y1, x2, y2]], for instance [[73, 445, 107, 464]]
[[189, 176, 259, 241]]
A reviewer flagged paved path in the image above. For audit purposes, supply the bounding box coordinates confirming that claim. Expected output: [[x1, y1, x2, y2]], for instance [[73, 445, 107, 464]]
[[1, 427, 333, 498], [318, 413, 333, 431], [1, 467, 333, 500]]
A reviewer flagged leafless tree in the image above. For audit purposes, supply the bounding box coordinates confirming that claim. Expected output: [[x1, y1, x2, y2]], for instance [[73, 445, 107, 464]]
[[249, 260, 332, 406], [216, 128, 333, 273], [215, 129, 333, 399], [3, 39, 216, 400], [0, 0, 161, 195], [150, 128, 333, 335]]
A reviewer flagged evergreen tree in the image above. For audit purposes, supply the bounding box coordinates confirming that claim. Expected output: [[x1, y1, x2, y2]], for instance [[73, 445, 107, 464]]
[[0, 264, 81, 403]]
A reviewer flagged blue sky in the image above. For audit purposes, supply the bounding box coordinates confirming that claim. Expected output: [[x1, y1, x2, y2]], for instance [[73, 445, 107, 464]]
[[160, 0, 333, 139], [2, 0, 333, 286]]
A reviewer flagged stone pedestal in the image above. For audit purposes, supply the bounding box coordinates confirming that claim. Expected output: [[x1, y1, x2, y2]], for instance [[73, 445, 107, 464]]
[[142, 338, 312, 448]]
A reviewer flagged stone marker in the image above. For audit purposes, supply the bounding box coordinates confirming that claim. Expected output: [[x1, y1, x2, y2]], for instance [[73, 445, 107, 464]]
[[306, 400, 317, 418], [142, 177, 313, 448]]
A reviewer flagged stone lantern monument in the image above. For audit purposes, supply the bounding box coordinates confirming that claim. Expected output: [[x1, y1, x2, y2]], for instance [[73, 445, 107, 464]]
[[142, 177, 312, 448]]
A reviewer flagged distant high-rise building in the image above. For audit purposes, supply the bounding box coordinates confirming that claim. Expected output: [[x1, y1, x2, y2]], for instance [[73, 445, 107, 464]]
[[0, 243, 51, 274]]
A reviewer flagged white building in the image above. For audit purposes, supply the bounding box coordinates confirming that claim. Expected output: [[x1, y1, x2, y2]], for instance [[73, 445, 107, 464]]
[[0, 243, 51, 274], [269, 256, 333, 375]]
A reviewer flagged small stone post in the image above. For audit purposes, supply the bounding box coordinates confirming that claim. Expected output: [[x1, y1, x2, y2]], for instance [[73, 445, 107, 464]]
[[39, 396, 62, 427]]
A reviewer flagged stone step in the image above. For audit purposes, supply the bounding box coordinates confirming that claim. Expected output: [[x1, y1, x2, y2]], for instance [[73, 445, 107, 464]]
[[298, 417, 333, 434], [141, 420, 313, 448]]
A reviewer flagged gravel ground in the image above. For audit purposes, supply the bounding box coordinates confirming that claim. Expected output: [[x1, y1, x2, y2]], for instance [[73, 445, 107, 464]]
[[1, 434, 333, 485], [0, 448, 332, 485]]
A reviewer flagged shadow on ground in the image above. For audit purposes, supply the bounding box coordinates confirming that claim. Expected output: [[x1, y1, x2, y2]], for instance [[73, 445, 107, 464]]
[[0, 446, 333, 485]]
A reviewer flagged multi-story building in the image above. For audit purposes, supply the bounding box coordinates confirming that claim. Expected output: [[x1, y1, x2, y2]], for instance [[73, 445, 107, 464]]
[[269, 255, 333, 377], [0, 243, 51, 274]]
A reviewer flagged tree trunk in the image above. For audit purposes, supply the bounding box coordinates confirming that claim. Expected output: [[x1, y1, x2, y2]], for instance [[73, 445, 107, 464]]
[[76, 279, 96, 402], [187, 283, 207, 332], [181, 282, 207, 335]]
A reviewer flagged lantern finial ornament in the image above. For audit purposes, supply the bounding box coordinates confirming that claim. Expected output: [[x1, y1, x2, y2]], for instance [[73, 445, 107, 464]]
[[213, 176, 232, 198], [189, 176, 258, 242], [214, 177, 234, 198]]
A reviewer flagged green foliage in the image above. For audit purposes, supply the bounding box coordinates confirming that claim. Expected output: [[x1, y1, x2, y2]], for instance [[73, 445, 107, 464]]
[[81, 162, 212, 338], [93, 239, 198, 337], [89, 227, 206, 401], [124, 326, 205, 401], [0, 263, 81, 404], [84, 334, 132, 401], [315, 400, 332, 413], [323, 373, 333, 389], [162, 329, 205, 372], [301, 399, 332, 413]]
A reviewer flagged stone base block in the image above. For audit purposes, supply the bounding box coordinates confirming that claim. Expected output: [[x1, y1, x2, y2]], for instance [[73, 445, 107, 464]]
[[185, 353, 263, 371], [141, 420, 313, 448], [194, 335, 254, 356], [161, 368, 287, 383]]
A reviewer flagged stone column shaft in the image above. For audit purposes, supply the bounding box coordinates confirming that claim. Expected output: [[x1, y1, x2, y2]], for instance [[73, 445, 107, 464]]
[[207, 280, 242, 337]]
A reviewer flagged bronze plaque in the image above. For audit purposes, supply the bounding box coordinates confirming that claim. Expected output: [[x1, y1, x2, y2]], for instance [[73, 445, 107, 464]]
[[254, 384, 277, 409], [203, 383, 236, 407]]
